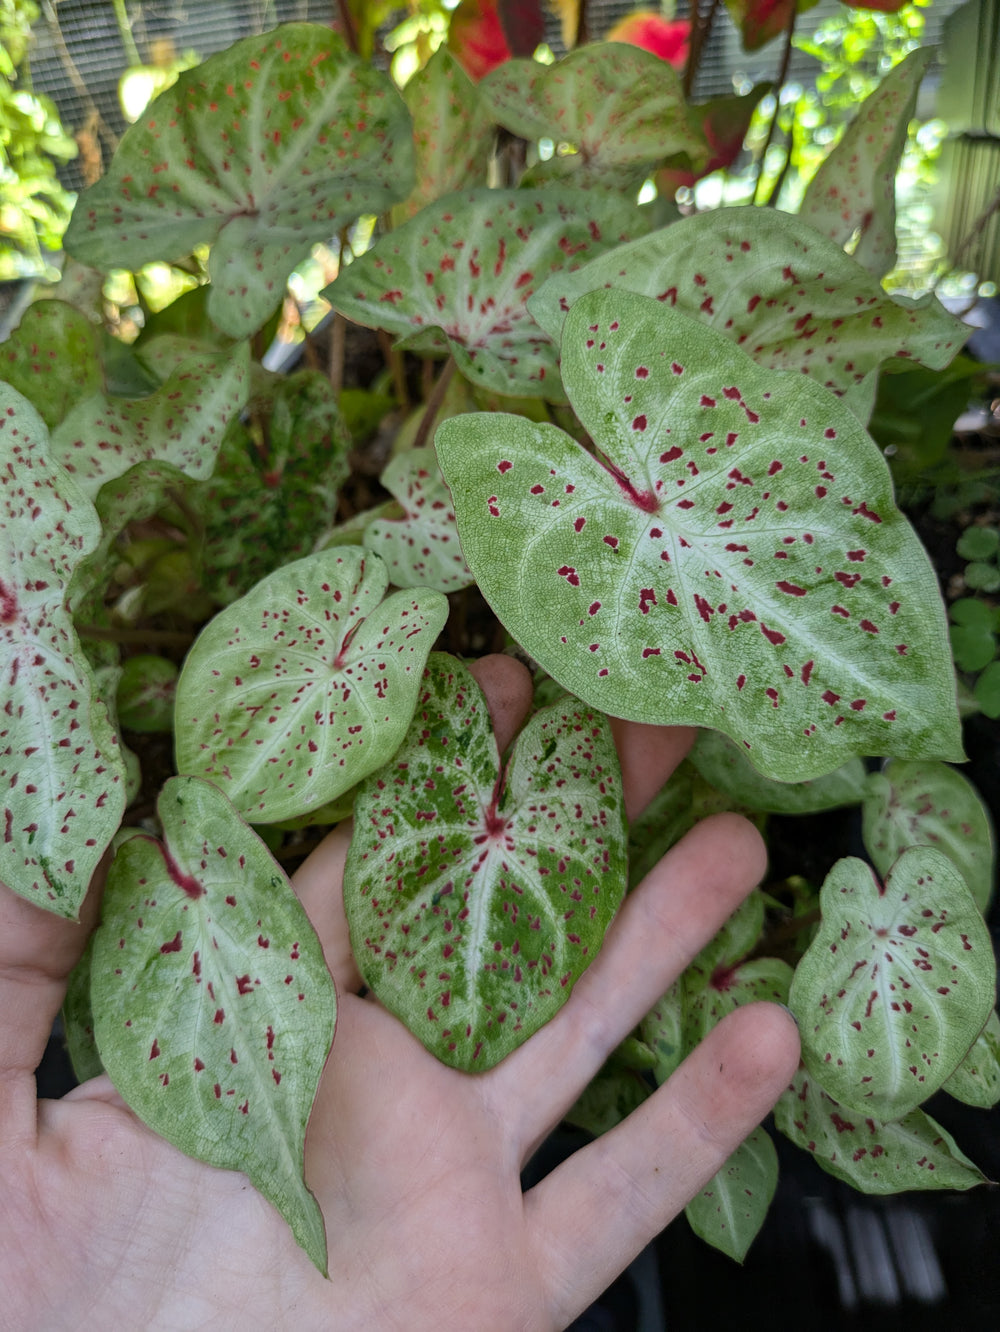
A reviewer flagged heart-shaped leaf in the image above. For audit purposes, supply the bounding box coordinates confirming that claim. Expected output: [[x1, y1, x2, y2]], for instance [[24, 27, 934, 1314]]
[[943, 1009, 1000, 1109], [685, 1127, 778, 1263], [63, 24, 414, 338], [365, 450, 473, 593], [789, 850, 996, 1120], [862, 759, 995, 914], [324, 187, 648, 398], [174, 548, 448, 823], [0, 385, 127, 918], [527, 205, 966, 415], [436, 288, 962, 782], [479, 44, 704, 190], [344, 654, 627, 1070], [775, 1066, 987, 1193], [799, 48, 933, 280], [91, 776, 335, 1273], [690, 728, 867, 814], [1, 301, 101, 429]]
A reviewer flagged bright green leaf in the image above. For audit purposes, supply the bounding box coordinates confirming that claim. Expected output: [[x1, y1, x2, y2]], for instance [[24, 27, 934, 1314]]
[[690, 728, 867, 813], [956, 526, 999, 562], [0, 301, 101, 429], [974, 660, 1000, 718]]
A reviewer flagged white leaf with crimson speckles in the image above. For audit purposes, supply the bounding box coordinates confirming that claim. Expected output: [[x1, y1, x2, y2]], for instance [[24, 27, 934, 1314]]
[[91, 775, 335, 1274], [789, 850, 995, 1120], [344, 654, 627, 1071], [685, 1127, 778, 1263], [437, 287, 962, 782], [365, 450, 473, 593], [943, 1009, 1000, 1109], [690, 728, 867, 814]]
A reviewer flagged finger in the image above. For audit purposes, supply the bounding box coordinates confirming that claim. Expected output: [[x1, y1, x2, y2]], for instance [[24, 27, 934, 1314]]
[[489, 813, 768, 1148], [609, 717, 696, 821], [292, 653, 535, 994], [527, 1002, 800, 1329]]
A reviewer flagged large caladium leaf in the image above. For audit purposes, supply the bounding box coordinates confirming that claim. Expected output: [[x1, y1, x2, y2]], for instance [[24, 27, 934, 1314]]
[[528, 205, 966, 414], [690, 728, 866, 814], [91, 776, 335, 1273], [775, 1066, 986, 1194], [63, 25, 414, 338], [50, 343, 250, 501], [324, 187, 647, 398], [0, 386, 127, 918], [944, 1009, 1000, 1109], [1, 300, 101, 429], [478, 44, 704, 190], [685, 1127, 778, 1263], [437, 288, 962, 782], [799, 47, 933, 280], [862, 759, 995, 914], [174, 549, 448, 823], [789, 851, 996, 1120], [364, 450, 473, 593], [344, 654, 627, 1070]]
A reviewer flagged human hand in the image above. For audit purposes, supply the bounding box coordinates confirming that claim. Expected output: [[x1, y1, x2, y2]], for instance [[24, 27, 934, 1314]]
[[0, 654, 799, 1331]]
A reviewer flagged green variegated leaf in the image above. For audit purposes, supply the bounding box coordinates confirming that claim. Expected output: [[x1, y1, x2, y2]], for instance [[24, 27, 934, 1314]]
[[64, 25, 414, 338], [365, 450, 473, 593], [344, 655, 627, 1070], [685, 1128, 778, 1263], [0, 385, 127, 918], [775, 1066, 987, 1193], [690, 728, 867, 814], [436, 287, 962, 782], [0, 301, 101, 429], [62, 936, 104, 1083], [862, 759, 995, 914], [324, 187, 647, 398], [565, 1064, 651, 1137], [91, 776, 335, 1273], [943, 1010, 1000, 1109], [639, 978, 685, 1086], [174, 548, 448, 823], [789, 851, 996, 1120]]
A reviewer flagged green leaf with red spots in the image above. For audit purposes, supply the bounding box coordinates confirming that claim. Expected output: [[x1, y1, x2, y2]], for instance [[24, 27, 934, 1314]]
[[91, 775, 335, 1274], [478, 43, 705, 191], [862, 759, 995, 914], [775, 1066, 987, 1194], [437, 287, 962, 783], [943, 1009, 1000, 1109], [174, 548, 448, 823], [690, 728, 867, 814], [364, 450, 473, 594], [323, 187, 648, 398], [788, 850, 995, 1121], [344, 654, 627, 1071], [799, 47, 933, 280], [685, 1127, 778, 1263], [528, 205, 966, 417], [0, 385, 127, 919], [63, 24, 414, 339], [0, 301, 101, 429]]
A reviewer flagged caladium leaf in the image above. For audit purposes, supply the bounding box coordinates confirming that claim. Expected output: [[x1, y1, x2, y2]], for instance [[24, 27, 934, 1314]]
[[943, 1009, 1000, 1109], [775, 1066, 987, 1194], [50, 343, 249, 502], [690, 728, 866, 814], [91, 776, 335, 1274], [116, 655, 179, 733], [365, 450, 473, 593], [656, 85, 771, 192], [478, 44, 704, 190], [639, 978, 685, 1086], [63, 24, 414, 339], [1, 300, 101, 429], [344, 654, 627, 1071], [799, 48, 933, 280], [323, 187, 648, 398], [437, 288, 963, 782], [862, 759, 995, 914], [685, 1127, 778, 1263], [789, 850, 996, 1121], [174, 548, 448, 823], [0, 385, 127, 918], [528, 205, 967, 412], [62, 935, 104, 1084], [565, 1064, 651, 1138]]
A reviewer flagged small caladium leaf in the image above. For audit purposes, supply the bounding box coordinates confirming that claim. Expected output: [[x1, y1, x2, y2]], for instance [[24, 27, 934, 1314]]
[[324, 187, 647, 398], [116, 655, 179, 733], [799, 48, 933, 280], [690, 729, 867, 814], [1, 301, 101, 429], [63, 936, 104, 1084], [528, 206, 966, 409], [91, 776, 335, 1274], [862, 759, 995, 914], [365, 451, 473, 593], [393, 46, 496, 223], [0, 385, 127, 918], [478, 44, 704, 190], [685, 1127, 778, 1263], [437, 288, 963, 781], [639, 978, 685, 1086], [943, 1010, 1000, 1109], [174, 548, 448, 823], [656, 84, 771, 192], [565, 1064, 650, 1137], [775, 1066, 987, 1194], [789, 850, 996, 1121], [63, 25, 414, 339], [344, 654, 627, 1070]]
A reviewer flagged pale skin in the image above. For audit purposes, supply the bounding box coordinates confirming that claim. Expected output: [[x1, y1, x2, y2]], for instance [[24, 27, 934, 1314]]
[[0, 655, 800, 1331]]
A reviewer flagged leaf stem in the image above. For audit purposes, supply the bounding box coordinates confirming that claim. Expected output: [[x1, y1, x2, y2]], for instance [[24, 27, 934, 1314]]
[[683, 0, 721, 100], [411, 358, 457, 451], [110, 0, 142, 68], [753, 6, 799, 207]]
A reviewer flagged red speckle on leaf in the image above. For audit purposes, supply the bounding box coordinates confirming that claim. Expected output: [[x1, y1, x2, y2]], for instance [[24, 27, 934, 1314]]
[[160, 931, 182, 954], [660, 446, 682, 463], [497, 460, 513, 473], [149, 1039, 160, 1060], [776, 581, 807, 597]]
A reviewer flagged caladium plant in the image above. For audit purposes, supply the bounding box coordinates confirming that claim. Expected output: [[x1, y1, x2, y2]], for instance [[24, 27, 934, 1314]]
[[1, 14, 996, 1277]]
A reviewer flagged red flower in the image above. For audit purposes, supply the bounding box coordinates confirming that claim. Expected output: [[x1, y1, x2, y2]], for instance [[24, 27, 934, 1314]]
[[605, 11, 691, 70]]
